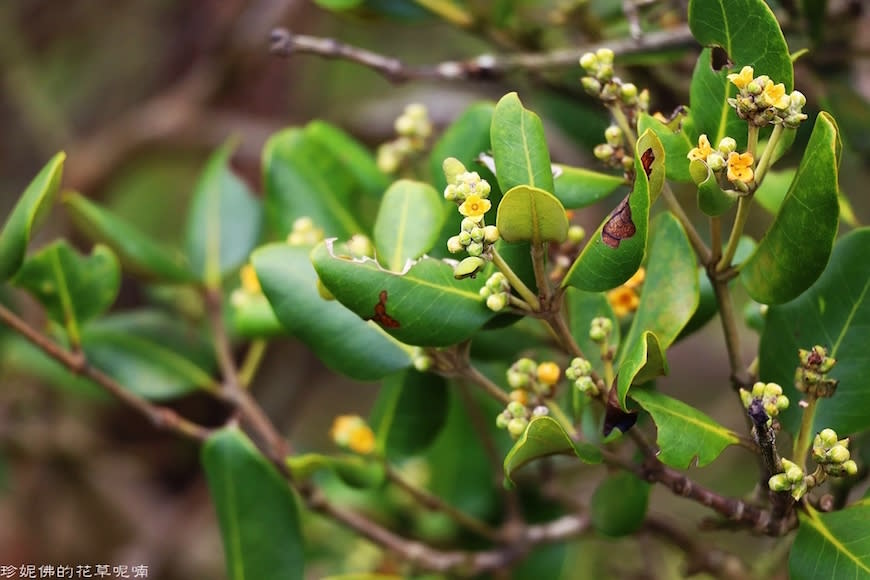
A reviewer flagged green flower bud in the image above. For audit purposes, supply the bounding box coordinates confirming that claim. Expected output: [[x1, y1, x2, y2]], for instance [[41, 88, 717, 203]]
[[620, 83, 639, 104], [486, 292, 507, 312], [581, 77, 602, 95], [746, 80, 762, 95], [786, 465, 804, 483], [621, 156, 635, 172], [395, 115, 415, 136], [594, 143, 615, 161], [507, 401, 526, 418], [516, 358, 537, 373], [447, 235, 464, 254], [479, 286, 492, 299], [458, 231, 472, 246], [483, 225, 500, 243], [470, 227, 485, 243], [791, 480, 808, 501], [443, 157, 467, 185], [763, 383, 783, 397], [638, 88, 650, 111], [507, 369, 529, 390], [568, 225, 586, 244], [717, 137, 737, 154], [596, 48, 614, 65], [768, 473, 790, 491], [828, 445, 851, 464], [413, 354, 433, 372], [496, 412, 510, 429], [604, 125, 623, 147], [508, 417, 529, 438], [843, 460, 858, 476], [453, 256, 485, 279], [466, 242, 484, 257], [819, 428, 838, 447], [789, 91, 807, 108], [579, 52, 598, 72], [751, 382, 766, 397], [461, 217, 478, 232], [377, 144, 401, 173], [597, 64, 614, 81], [705, 152, 725, 173], [571, 357, 592, 376], [486, 272, 507, 290], [575, 376, 598, 396], [444, 184, 458, 201]]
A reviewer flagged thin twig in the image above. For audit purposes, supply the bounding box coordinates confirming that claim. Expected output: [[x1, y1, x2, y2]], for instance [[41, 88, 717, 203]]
[[269, 25, 696, 83]]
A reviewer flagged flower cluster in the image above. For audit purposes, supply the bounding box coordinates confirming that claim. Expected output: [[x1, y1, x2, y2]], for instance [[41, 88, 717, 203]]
[[287, 216, 324, 247], [739, 381, 789, 426], [376, 103, 433, 173], [565, 357, 598, 397], [507, 358, 561, 400], [795, 345, 838, 398], [330, 415, 376, 455], [443, 158, 499, 279], [812, 428, 858, 477], [768, 458, 809, 500], [479, 272, 511, 312], [589, 316, 613, 344], [593, 125, 635, 174], [727, 66, 807, 128], [580, 49, 650, 113], [496, 400, 546, 439], [606, 267, 645, 318], [688, 133, 756, 192]]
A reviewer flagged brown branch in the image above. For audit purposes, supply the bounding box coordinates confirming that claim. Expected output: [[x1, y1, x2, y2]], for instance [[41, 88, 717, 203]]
[[0, 303, 212, 442], [269, 25, 696, 83]]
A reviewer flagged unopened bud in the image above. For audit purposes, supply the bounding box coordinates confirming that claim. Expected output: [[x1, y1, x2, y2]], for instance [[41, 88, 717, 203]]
[[486, 292, 507, 312], [447, 235, 463, 254], [483, 225, 500, 243], [594, 144, 615, 161], [508, 417, 529, 438], [568, 225, 586, 244], [604, 125, 623, 147], [718, 137, 737, 154]]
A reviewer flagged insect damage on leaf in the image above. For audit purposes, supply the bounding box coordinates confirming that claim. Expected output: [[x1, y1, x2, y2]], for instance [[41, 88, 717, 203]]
[[366, 290, 400, 328], [602, 195, 636, 249], [641, 147, 655, 178], [603, 383, 637, 436]]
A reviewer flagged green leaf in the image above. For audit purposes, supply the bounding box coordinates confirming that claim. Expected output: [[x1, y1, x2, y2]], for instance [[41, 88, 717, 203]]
[[311, 240, 496, 346], [64, 192, 194, 283], [12, 241, 120, 342], [564, 288, 619, 378], [202, 428, 304, 580], [230, 293, 284, 338], [184, 141, 263, 288], [552, 165, 625, 209], [561, 130, 663, 292], [81, 310, 216, 400], [615, 332, 667, 408], [790, 505, 870, 580], [691, 159, 737, 216], [496, 185, 568, 243], [638, 112, 691, 183], [759, 228, 870, 435], [503, 417, 602, 485], [741, 113, 841, 304], [491, 92, 555, 194], [262, 128, 364, 238], [285, 453, 385, 489], [373, 180, 444, 271], [252, 243, 411, 380], [615, 213, 699, 405], [305, 121, 388, 196], [369, 369, 449, 459], [754, 168, 796, 216], [688, 0, 793, 91], [590, 472, 650, 537], [314, 0, 364, 10], [687, 48, 748, 150], [631, 387, 739, 468], [0, 152, 65, 281]]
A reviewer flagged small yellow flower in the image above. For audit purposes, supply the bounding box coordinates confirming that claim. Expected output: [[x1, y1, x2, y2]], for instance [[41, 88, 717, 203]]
[[240, 264, 261, 294], [687, 134, 713, 162], [607, 285, 640, 318], [727, 66, 754, 90], [536, 362, 561, 386], [760, 82, 790, 109], [624, 267, 646, 290], [330, 415, 375, 455], [458, 195, 491, 218], [727, 151, 755, 183]]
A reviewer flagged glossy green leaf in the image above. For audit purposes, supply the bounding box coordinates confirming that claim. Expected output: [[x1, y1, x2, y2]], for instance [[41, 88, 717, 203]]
[[12, 241, 119, 342], [564, 288, 619, 378], [252, 243, 411, 380], [0, 152, 65, 281], [286, 453, 385, 489], [638, 112, 691, 183], [369, 369, 448, 459], [184, 141, 263, 287], [754, 168, 796, 216], [552, 165, 625, 209], [687, 48, 748, 150], [491, 92, 555, 194], [262, 128, 364, 238], [496, 185, 568, 243], [688, 0, 793, 90], [691, 159, 736, 216], [306, 120, 388, 194], [615, 213, 699, 405], [561, 130, 663, 292], [615, 332, 667, 409], [373, 180, 444, 271], [64, 192, 194, 283], [590, 472, 650, 537], [311, 240, 496, 346], [503, 417, 602, 485], [759, 228, 870, 435], [631, 387, 739, 468], [81, 311, 216, 400], [741, 113, 841, 304], [202, 428, 304, 580], [790, 505, 870, 580]]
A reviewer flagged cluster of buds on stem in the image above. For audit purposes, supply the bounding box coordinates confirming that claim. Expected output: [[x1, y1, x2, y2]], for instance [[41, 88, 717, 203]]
[[812, 428, 858, 477], [768, 458, 809, 500], [377, 103, 433, 173], [496, 400, 546, 439], [795, 345, 838, 398], [688, 134, 756, 193], [566, 357, 598, 397], [479, 272, 511, 312], [506, 358, 562, 399], [580, 49, 650, 116], [594, 125, 635, 174], [443, 158, 499, 279], [330, 415, 376, 455], [739, 381, 789, 427], [726, 66, 807, 128], [588, 316, 614, 345], [287, 216, 325, 247]]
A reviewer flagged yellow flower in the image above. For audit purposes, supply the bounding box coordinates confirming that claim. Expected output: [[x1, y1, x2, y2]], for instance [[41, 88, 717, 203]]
[[624, 267, 646, 290], [536, 362, 561, 386], [760, 82, 790, 109], [687, 134, 713, 162], [458, 195, 491, 218], [607, 285, 640, 318], [330, 415, 375, 455], [240, 264, 261, 294], [727, 66, 754, 90], [727, 151, 755, 183]]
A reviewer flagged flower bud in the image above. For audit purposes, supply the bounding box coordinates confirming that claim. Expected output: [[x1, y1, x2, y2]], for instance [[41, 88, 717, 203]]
[[620, 83, 638, 104], [483, 225, 500, 243], [597, 64, 614, 81], [447, 235, 464, 254], [575, 376, 598, 396], [537, 362, 561, 385], [470, 227, 485, 243], [395, 115, 415, 136], [786, 465, 804, 483], [579, 52, 598, 72], [486, 272, 507, 290], [621, 156, 635, 172], [604, 125, 623, 147], [717, 137, 737, 154], [508, 417, 529, 438], [843, 460, 858, 476], [568, 225, 586, 244], [413, 354, 433, 372], [458, 231, 472, 245], [594, 143, 615, 161], [444, 184, 457, 201], [347, 234, 374, 258], [706, 152, 726, 172], [466, 242, 484, 257], [507, 370, 529, 389], [507, 401, 526, 418], [596, 48, 614, 65], [486, 292, 507, 312], [828, 445, 851, 464], [819, 428, 838, 447], [532, 405, 549, 417], [638, 89, 650, 111], [496, 412, 510, 429], [570, 357, 592, 376], [453, 256, 485, 279], [768, 473, 790, 491], [581, 77, 602, 95], [509, 389, 528, 404], [478, 286, 492, 299]]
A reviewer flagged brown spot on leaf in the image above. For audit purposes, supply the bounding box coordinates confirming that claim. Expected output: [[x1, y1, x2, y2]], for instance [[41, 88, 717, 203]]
[[602, 194, 636, 249], [641, 147, 655, 178], [367, 290, 400, 328]]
